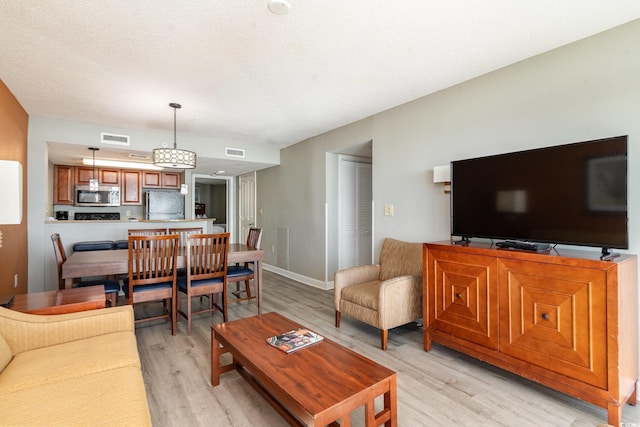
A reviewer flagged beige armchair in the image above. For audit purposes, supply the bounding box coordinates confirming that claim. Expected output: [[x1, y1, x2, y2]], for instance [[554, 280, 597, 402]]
[[334, 238, 423, 350]]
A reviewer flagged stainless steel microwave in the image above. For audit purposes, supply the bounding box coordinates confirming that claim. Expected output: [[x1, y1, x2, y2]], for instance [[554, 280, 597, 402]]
[[75, 185, 121, 207]]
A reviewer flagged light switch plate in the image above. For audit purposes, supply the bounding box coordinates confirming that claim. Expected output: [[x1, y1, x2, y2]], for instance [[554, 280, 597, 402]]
[[384, 204, 394, 216]]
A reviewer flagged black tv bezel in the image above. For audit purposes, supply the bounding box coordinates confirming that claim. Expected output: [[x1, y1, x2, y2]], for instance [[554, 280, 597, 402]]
[[450, 135, 629, 251]]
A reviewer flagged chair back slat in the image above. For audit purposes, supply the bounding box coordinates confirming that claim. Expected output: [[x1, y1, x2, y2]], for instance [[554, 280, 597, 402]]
[[246, 228, 263, 249], [128, 234, 179, 285], [168, 227, 203, 248], [128, 228, 168, 236], [187, 233, 230, 281]]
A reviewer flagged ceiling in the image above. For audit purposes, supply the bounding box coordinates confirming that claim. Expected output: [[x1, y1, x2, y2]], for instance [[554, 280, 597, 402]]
[[2, 1, 640, 175]]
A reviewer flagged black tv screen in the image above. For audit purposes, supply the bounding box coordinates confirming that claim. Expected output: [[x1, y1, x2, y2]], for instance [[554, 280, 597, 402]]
[[451, 135, 628, 250]]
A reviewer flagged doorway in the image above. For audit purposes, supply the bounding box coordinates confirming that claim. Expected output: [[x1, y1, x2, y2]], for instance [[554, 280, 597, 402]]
[[192, 174, 234, 239], [338, 155, 372, 270], [239, 172, 257, 244]]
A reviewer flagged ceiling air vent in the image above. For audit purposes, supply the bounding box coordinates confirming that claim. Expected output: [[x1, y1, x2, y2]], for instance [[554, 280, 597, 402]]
[[225, 147, 245, 158], [101, 132, 130, 146]]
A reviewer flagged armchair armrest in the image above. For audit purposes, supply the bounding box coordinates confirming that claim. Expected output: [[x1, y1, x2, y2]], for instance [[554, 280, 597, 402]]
[[334, 265, 380, 310], [378, 274, 423, 330], [0, 305, 135, 355]]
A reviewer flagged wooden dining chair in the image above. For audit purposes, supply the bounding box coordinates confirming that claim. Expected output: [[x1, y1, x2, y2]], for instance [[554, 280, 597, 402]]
[[124, 234, 179, 335], [50, 233, 120, 307], [168, 227, 203, 248], [177, 233, 230, 335], [227, 227, 262, 304], [127, 228, 168, 236]]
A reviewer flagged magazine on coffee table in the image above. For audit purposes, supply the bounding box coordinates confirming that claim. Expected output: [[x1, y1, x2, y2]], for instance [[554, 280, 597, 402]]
[[266, 328, 324, 353]]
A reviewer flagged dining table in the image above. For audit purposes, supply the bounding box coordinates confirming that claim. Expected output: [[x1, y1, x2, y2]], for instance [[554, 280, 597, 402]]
[[61, 243, 265, 314]]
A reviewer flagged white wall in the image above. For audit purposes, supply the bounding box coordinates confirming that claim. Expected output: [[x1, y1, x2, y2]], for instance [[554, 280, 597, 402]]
[[257, 19, 640, 283]]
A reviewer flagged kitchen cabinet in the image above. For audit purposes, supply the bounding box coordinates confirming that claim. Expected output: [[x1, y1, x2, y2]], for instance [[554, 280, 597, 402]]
[[142, 171, 181, 189], [75, 167, 120, 185], [423, 241, 638, 427], [161, 171, 181, 189], [53, 165, 74, 205], [121, 170, 142, 205], [53, 165, 178, 207]]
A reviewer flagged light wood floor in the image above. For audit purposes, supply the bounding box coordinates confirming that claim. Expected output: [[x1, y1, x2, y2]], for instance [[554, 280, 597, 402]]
[[133, 270, 639, 426]]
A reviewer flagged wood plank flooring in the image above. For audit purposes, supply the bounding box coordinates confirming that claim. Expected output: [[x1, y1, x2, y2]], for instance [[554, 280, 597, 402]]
[[134, 270, 639, 426]]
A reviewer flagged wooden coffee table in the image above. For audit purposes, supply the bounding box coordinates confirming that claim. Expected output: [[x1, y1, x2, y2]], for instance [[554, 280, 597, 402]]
[[211, 312, 397, 426], [9, 285, 106, 315]]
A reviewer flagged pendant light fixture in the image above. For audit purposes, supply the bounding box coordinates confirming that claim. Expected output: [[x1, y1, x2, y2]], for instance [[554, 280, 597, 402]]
[[88, 147, 100, 191], [153, 103, 197, 169]]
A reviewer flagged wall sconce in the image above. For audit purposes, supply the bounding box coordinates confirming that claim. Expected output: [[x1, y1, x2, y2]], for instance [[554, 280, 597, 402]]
[[433, 165, 451, 194], [0, 160, 23, 224]]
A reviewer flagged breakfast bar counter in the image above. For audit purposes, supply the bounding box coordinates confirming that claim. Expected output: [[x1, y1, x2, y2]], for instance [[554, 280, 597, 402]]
[[43, 218, 214, 292]]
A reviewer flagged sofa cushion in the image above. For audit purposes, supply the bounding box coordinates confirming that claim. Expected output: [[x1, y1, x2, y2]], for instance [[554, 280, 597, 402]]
[[0, 333, 12, 373], [378, 238, 423, 281], [0, 331, 140, 394], [341, 280, 382, 310], [0, 366, 152, 426]]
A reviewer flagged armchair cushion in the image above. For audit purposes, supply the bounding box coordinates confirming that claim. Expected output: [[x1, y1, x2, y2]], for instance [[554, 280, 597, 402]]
[[341, 280, 382, 311], [378, 238, 422, 281]]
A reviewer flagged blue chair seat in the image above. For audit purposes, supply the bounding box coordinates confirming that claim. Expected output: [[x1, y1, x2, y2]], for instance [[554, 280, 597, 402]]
[[73, 241, 115, 252], [177, 276, 223, 292], [114, 240, 129, 250], [226, 265, 253, 277], [122, 281, 173, 297], [75, 279, 120, 294]]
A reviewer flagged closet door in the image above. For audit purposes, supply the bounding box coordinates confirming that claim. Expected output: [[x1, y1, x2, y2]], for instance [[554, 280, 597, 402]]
[[339, 156, 372, 269]]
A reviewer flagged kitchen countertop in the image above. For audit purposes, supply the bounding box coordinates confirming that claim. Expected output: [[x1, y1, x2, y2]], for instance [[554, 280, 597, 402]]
[[45, 219, 209, 224]]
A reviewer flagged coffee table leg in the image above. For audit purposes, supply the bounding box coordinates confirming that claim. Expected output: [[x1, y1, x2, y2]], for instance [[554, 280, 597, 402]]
[[211, 329, 221, 386], [386, 375, 397, 427]]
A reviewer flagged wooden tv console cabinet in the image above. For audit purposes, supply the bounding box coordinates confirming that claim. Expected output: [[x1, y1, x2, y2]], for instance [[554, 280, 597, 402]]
[[423, 241, 638, 426]]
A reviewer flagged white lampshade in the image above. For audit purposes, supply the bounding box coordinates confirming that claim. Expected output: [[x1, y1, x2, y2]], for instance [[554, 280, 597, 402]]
[[433, 165, 451, 183], [0, 160, 22, 224]]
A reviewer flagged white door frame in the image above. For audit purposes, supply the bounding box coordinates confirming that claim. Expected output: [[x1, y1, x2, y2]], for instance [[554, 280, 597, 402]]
[[338, 154, 373, 270]]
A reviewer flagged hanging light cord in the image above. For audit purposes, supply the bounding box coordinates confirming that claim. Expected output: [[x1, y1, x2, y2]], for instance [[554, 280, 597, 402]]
[[170, 102, 181, 149], [88, 147, 99, 180]]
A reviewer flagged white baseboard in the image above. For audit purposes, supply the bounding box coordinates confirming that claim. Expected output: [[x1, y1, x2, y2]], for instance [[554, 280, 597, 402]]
[[264, 264, 334, 290]]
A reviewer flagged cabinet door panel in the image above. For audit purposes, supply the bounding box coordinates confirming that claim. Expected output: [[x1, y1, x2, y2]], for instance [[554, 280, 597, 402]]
[[99, 168, 120, 185], [75, 167, 94, 185], [54, 165, 74, 204], [142, 171, 161, 188], [162, 171, 180, 188], [499, 258, 607, 388], [428, 249, 499, 350], [122, 170, 141, 205]]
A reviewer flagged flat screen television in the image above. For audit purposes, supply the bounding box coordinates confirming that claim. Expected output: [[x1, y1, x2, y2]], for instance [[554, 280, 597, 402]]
[[451, 135, 628, 253]]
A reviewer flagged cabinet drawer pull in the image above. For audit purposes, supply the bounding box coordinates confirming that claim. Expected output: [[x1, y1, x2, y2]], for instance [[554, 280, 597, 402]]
[[455, 293, 462, 299], [541, 313, 550, 320]]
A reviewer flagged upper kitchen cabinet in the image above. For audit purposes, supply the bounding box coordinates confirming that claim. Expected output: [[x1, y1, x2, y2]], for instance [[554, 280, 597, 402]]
[[162, 171, 181, 189], [142, 171, 181, 189], [53, 165, 74, 205], [121, 170, 142, 205], [75, 166, 120, 185]]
